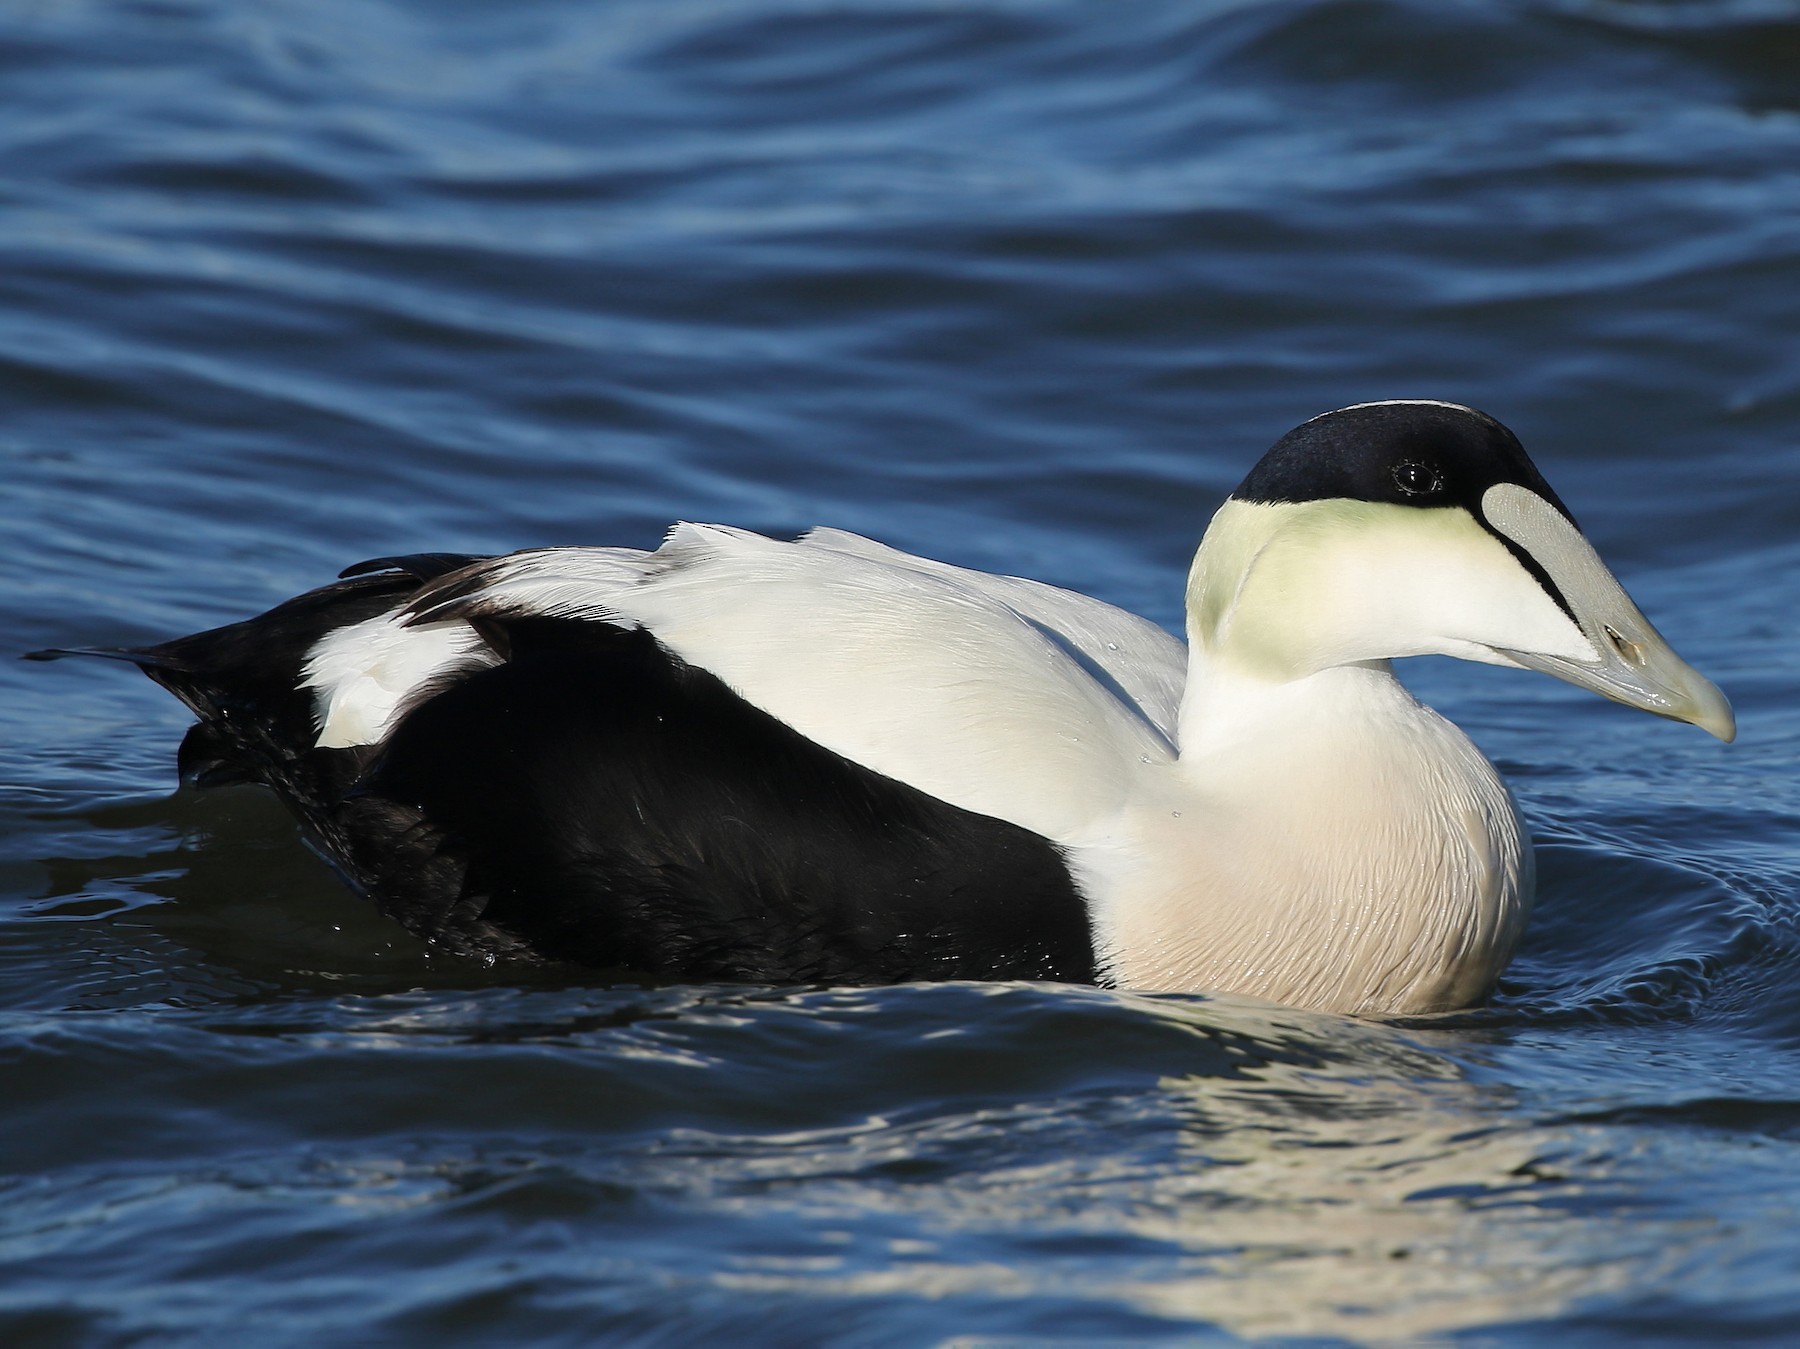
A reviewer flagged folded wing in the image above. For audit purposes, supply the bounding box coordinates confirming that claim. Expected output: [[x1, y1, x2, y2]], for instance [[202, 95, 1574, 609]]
[[312, 525, 1187, 845]]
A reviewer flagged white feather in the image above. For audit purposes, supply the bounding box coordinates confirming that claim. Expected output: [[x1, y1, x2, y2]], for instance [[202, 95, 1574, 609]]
[[303, 615, 495, 750]]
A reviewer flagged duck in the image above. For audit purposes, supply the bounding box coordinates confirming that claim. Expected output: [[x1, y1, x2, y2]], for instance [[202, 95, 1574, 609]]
[[31, 401, 1733, 1015]]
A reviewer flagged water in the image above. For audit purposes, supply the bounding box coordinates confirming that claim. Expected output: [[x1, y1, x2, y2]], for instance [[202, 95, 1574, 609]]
[[5, 0, 1799, 1341]]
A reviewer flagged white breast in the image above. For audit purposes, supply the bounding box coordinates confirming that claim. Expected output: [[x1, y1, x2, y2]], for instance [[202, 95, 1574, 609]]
[[1083, 663, 1532, 1014]]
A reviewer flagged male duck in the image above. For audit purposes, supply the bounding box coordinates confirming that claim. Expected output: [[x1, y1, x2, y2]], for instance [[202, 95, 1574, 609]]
[[34, 402, 1733, 1014]]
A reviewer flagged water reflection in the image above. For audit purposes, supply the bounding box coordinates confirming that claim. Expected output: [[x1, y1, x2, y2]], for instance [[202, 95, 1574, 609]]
[[1144, 1010, 1592, 1338], [522, 990, 1632, 1340]]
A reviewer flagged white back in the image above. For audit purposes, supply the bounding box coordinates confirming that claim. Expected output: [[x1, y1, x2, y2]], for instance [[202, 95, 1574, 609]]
[[312, 525, 1189, 843]]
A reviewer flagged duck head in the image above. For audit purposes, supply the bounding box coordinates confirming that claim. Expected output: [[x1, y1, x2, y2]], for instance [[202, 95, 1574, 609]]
[[1187, 400, 1734, 741]]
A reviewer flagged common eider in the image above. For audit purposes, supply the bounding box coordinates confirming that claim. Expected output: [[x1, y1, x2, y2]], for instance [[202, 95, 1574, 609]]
[[31, 402, 1733, 1014]]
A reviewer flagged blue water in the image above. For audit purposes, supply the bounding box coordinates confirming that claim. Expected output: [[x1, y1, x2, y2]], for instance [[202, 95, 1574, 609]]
[[5, 0, 1800, 1342]]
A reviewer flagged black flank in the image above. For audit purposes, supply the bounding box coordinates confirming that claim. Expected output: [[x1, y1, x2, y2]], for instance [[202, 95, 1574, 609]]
[[33, 567, 1096, 984], [352, 620, 1096, 983]]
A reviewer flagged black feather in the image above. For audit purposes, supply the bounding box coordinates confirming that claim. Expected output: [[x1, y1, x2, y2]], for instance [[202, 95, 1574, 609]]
[[337, 552, 488, 582]]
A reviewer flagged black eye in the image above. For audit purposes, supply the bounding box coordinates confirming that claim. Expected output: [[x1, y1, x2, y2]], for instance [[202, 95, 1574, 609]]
[[1392, 460, 1442, 496]]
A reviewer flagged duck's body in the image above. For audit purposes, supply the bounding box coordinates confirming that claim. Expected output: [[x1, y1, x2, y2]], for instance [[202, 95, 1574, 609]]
[[34, 403, 1732, 1014]]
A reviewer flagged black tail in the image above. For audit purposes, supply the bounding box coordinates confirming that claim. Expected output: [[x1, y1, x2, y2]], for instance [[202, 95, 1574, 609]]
[[27, 554, 490, 871]]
